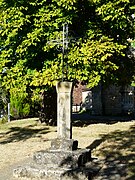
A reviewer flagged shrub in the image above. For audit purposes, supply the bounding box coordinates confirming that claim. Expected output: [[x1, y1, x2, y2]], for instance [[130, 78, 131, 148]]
[[0, 115, 8, 124], [10, 91, 31, 119]]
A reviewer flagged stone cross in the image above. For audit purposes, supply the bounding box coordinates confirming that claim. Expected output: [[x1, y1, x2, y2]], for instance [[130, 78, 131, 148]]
[[13, 25, 92, 180], [48, 25, 79, 150]]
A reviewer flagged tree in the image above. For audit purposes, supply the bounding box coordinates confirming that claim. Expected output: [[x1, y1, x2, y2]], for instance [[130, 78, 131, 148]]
[[0, 82, 8, 117], [0, 0, 134, 122]]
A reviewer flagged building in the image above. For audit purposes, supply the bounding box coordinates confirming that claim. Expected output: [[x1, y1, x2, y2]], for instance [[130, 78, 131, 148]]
[[72, 82, 135, 116]]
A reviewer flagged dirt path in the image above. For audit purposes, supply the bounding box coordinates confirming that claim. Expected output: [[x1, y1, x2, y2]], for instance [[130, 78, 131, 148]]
[[0, 158, 31, 180], [0, 121, 57, 180], [0, 138, 54, 180]]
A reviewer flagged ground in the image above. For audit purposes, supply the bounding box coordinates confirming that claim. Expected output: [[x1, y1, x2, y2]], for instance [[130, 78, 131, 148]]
[[0, 116, 135, 179]]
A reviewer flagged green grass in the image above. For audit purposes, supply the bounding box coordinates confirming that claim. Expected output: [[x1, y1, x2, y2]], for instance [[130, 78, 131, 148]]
[[0, 118, 38, 132]]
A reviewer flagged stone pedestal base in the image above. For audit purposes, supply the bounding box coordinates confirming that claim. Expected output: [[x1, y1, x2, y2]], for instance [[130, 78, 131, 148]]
[[13, 146, 94, 179], [13, 157, 103, 180], [33, 149, 91, 168]]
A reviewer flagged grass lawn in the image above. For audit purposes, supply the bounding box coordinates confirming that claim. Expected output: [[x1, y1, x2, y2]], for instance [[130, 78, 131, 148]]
[[0, 117, 135, 179]]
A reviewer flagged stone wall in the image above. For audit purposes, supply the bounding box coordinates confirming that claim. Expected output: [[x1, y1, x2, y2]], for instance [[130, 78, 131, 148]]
[[102, 85, 135, 115], [92, 85, 102, 115], [103, 85, 122, 115], [72, 82, 135, 115]]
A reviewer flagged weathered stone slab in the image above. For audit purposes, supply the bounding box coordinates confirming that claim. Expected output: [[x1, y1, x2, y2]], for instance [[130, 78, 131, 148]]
[[13, 158, 103, 180], [33, 149, 91, 168], [51, 138, 78, 151], [13, 165, 94, 180]]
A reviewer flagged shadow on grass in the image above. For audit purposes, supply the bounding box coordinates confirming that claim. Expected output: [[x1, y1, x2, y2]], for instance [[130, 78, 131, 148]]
[[86, 124, 135, 179], [72, 113, 135, 127], [0, 124, 50, 144]]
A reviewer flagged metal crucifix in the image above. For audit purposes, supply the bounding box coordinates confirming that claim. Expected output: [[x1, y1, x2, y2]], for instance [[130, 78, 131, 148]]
[[47, 23, 69, 81], [62, 23, 68, 81]]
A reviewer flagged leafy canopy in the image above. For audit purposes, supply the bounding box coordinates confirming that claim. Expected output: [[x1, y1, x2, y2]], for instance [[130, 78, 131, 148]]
[[0, 0, 135, 96]]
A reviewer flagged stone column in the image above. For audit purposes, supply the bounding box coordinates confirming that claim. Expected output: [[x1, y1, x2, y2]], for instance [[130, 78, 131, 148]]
[[51, 81, 78, 151], [56, 81, 73, 139]]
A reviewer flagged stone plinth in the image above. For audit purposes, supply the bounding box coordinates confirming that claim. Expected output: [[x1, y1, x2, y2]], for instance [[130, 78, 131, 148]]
[[33, 149, 91, 168], [13, 148, 92, 179]]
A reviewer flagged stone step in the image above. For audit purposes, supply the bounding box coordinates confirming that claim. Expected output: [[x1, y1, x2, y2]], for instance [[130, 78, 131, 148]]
[[13, 164, 95, 180], [33, 149, 91, 168]]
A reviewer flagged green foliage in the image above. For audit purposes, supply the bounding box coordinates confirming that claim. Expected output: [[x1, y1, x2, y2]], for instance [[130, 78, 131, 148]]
[[0, 115, 8, 124], [0, 82, 8, 117], [0, 0, 134, 121], [68, 36, 126, 87], [10, 90, 30, 118], [131, 40, 135, 48]]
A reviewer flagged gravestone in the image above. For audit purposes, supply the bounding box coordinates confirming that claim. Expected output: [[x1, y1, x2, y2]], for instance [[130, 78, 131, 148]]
[[13, 81, 94, 180]]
